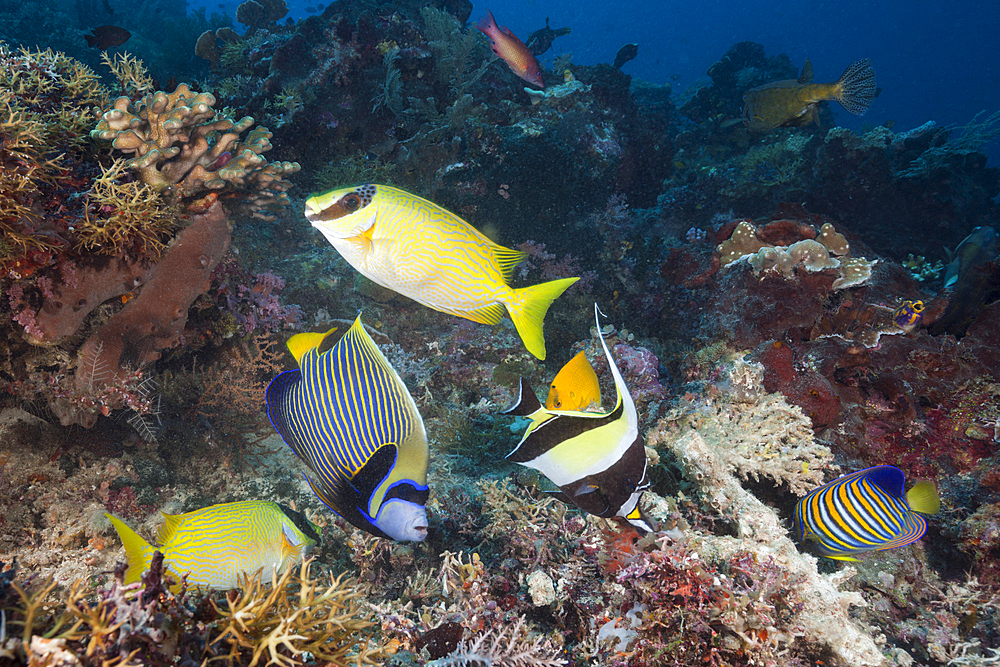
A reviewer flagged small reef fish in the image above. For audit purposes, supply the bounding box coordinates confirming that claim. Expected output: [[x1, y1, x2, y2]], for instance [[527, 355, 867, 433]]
[[504, 305, 656, 533], [793, 465, 939, 561], [105, 500, 320, 591], [476, 10, 544, 88], [612, 43, 639, 70], [892, 299, 924, 332], [546, 350, 601, 411], [266, 317, 430, 541], [525, 17, 571, 56], [84, 25, 131, 49], [304, 184, 578, 360], [742, 58, 876, 131]]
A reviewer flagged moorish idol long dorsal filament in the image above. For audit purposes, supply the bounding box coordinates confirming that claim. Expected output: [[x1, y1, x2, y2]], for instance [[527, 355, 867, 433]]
[[265, 316, 430, 541], [504, 304, 656, 533]]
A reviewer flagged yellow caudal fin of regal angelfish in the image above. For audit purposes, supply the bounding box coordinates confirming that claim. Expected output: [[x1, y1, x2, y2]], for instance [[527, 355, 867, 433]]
[[507, 277, 579, 360], [105, 513, 155, 584], [835, 58, 876, 115], [906, 480, 941, 515]]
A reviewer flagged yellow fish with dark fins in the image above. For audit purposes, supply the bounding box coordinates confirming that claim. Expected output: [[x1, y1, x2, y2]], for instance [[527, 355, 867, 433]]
[[105, 501, 320, 592], [546, 350, 601, 410], [742, 58, 876, 131], [304, 184, 578, 360]]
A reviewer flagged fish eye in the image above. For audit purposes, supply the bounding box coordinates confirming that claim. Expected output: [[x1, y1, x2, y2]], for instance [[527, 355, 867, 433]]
[[342, 193, 362, 212]]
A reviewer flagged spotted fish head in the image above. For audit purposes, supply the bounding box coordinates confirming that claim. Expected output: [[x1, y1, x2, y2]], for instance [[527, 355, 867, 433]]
[[304, 183, 379, 239]]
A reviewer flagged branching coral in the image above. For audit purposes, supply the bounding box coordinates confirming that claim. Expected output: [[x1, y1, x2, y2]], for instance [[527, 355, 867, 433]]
[[0, 554, 386, 666], [210, 558, 385, 667], [92, 82, 300, 220], [428, 616, 566, 666], [0, 41, 106, 274], [74, 159, 178, 258]]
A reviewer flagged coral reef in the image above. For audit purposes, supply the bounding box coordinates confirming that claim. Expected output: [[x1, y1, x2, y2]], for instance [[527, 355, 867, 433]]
[[4, 8, 1000, 666], [92, 82, 301, 220]]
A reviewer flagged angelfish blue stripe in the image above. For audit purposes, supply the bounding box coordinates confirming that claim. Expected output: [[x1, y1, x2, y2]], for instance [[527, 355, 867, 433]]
[[284, 324, 413, 488]]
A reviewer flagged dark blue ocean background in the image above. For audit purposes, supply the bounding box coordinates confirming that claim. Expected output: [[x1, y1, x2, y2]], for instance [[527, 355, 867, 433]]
[[191, 0, 1000, 166]]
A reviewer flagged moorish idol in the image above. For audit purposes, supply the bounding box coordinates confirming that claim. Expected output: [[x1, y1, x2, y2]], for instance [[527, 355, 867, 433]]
[[793, 465, 939, 561], [504, 304, 656, 533], [265, 317, 430, 541]]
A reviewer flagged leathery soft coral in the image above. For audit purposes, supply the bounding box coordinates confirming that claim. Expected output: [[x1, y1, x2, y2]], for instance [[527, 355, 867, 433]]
[[92, 83, 300, 220]]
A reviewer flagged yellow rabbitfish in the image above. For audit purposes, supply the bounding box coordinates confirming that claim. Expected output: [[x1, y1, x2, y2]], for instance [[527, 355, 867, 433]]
[[546, 350, 601, 410], [105, 500, 320, 592], [742, 58, 876, 131], [304, 184, 578, 360]]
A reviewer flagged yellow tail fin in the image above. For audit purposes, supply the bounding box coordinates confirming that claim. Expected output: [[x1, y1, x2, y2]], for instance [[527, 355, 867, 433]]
[[906, 480, 940, 515], [506, 277, 579, 360], [836, 58, 876, 115], [105, 513, 155, 584]]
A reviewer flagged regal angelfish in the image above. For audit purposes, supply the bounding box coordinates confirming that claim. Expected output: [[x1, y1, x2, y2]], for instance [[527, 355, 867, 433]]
[[794, 465, 939, 561], [266, 317, 430, 541], [504, 305, 656, 533]]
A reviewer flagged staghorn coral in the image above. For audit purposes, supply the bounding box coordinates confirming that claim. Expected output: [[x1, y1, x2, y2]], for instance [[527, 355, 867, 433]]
[[91, 82, 300, 220], [0, 553, 385, 666], [0, 41, 106, 275]]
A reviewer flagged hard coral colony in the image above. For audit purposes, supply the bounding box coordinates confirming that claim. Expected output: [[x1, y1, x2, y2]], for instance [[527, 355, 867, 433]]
[[1, 4, 1000, 667]]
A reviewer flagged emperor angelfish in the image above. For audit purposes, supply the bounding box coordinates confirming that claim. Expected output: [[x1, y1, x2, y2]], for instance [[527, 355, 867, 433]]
[[265, 317, 430, 541], [504, 305, 656, 533], [793, 465, 939, 561], [303, 184, 578, 360], [105, 500, 320, 592]]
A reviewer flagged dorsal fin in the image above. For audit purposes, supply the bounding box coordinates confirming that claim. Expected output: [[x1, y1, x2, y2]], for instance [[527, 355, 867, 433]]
[[157, 512, 184, 545], [503, 377, 542, 416], [798, 58, 814, 84]]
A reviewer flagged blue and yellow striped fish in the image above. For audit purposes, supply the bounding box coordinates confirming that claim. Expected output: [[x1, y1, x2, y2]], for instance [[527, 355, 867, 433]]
[[793, 465, 940, 561], [105, 500, 320, 591], [303, 184, 578, 360], [504, 305, 655, 533], [266, 316, 430, 542]]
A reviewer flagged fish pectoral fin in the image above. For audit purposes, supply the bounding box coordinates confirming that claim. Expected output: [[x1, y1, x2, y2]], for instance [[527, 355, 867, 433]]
[[573, 481, 600, 497]]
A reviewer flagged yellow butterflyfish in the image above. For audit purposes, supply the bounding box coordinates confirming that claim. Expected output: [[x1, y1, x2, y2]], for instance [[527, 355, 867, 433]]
[[303, 184, 578, 360], [105, 500, 320, 592], [546, 350, 601, 411]]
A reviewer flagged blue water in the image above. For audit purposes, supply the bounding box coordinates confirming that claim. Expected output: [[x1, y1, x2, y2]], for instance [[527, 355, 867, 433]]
[[191, 0, 1000, 166]]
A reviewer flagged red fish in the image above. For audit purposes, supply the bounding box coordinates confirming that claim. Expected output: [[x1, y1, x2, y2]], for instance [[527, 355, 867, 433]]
[[476, 10, 544, 89], [85, 25, 131, 49]]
